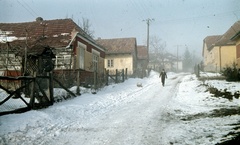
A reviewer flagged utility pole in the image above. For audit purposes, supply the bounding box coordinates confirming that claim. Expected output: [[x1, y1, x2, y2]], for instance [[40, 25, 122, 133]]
[[175, 45, 183, 72], [143, 18, 154, 61], [24, 29, 28, 75], [177, 45, 179, 72]]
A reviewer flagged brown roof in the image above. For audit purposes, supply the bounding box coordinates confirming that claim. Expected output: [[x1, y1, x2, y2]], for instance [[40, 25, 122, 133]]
[[231, 30, 240, 40], [96, 37, 137, 54], [203, 35, 222, 50], [0, 18, 87, 49], [137, 45, 148, 59], [215, 20, 240, 46]]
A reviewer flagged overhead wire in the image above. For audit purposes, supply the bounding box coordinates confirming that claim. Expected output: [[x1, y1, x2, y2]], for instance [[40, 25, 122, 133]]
[[129, 0, 146, 21], [155, 10, 240, 24], [16, 0, 38, 18], [21, 0, 38, 17]]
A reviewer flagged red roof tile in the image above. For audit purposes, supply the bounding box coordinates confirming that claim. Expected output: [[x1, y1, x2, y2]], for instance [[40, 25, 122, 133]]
[[215, 20, 240, 46], [137, 45, 148, 59], [96, 37, 136, 54], [203, 35, 222, 50], [0, 18, 87, 49]]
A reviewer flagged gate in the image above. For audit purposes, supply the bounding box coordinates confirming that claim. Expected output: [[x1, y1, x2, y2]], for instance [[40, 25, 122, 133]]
[[0, 75, 53, 116], [105, 68, 127, 85]]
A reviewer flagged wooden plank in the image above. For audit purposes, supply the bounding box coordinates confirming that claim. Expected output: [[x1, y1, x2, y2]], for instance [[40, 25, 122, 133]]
[[53, 77, 76, 97], [0, 107, 31, 116], [0, 76, 34, 80], [0, 81, 32, 106]]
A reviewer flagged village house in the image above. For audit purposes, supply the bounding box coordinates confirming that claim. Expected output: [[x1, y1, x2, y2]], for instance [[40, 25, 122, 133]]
[[136, 45, 149, 77], [0, 18, 106, 88], [202, 20, 240, 72], [230, 28, 240, 68], [96, 37, 138, 77], [148, 52, 179, 72], [202, 35, 222, 72]]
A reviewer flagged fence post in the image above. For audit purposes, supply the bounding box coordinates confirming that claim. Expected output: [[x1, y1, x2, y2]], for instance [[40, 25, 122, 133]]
[[29, 72, 36, 108], [94, 71, 97, 90], [76, 69, 81, 95], [125, 68, 128, 80], [106, 69, 109, 86], [122, 69, 124, 82], [115, 69, 118, 83], [49, 71, 54, 105]]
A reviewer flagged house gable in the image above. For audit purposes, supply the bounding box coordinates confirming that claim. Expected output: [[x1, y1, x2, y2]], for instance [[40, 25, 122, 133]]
[[96, 37, 137, 54], [0, 18, 88, 48], [96, 37, 137, 75], [215, 21, 240, 46], [137, 45, 148, 60], [0, 18, 105, 74], [202, 21, 240, 72]]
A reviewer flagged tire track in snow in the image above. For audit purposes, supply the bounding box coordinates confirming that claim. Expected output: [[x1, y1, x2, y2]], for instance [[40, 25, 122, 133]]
[[0, 73, 187, 145], [70, 74, 187, 145]]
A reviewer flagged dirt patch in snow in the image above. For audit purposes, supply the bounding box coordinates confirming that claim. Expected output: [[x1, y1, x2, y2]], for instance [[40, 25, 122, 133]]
[[180, 107, 240, 145]]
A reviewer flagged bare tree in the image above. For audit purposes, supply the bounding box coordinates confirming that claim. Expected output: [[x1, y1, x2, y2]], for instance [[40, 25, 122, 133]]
[[149, 35, 166, 70], [150, 35, 166, 54], [80, 17, 95, 38]]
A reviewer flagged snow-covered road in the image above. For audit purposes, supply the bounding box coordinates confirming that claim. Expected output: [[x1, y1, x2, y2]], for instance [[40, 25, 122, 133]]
[[69, 73, 184, 145], [1, 71, 240, 145]]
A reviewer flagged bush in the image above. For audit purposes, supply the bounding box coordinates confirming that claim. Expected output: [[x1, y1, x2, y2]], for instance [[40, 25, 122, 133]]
[[221, 62, 240, 81]]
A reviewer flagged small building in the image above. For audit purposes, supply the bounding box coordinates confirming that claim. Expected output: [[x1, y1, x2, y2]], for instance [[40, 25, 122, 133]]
[[230, 30, 240, 68], [0, 18, 106, 88], [202, 35, 222, 72], [202, 20, 240, 72], [136, 45, 148, 77], [96, 37, 138, 76], [148, 52, 180, 72]]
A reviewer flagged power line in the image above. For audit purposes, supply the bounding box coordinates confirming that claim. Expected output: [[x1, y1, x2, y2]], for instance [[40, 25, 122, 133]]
[[17, 0, 38, 18], [21, 0, 39, 16], [155, 10, 240, 24]]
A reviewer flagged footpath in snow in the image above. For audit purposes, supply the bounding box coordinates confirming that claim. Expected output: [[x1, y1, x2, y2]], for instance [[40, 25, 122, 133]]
[[0, 71, 240, 145]]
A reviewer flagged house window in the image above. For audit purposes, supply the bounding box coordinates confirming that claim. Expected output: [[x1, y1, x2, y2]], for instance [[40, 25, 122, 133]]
[[55, 55, 71, 69], [78, 42, 86, 69], [92, 49, 100, 72], [107, 59, 114, 67]]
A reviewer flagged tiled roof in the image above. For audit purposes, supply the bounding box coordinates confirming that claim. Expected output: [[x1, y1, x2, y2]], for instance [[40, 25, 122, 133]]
[[96, 37, 136, 54], [137, 45, 148, 59], [215, 20, 240, 46], [203, 21, 240, 51], [203, 35, 222, 50], [0, 18, 88, 51]]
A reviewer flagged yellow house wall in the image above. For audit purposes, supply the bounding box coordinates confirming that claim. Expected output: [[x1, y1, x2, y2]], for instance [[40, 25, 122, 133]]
[[203, 43, 220, 72], [219, 45, 236, 69], [76, 46, 105, 74], [105, 54, 133, 75], [236, 39, 240, 68]]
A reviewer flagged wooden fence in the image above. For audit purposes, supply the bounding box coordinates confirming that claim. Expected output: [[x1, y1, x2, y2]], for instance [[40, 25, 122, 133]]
[[0, 74, 76, 116], [105, 68, 128, 86]]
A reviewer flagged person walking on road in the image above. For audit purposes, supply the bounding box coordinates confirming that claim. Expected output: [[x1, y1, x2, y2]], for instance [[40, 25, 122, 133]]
[[159, 69, 167, 86]]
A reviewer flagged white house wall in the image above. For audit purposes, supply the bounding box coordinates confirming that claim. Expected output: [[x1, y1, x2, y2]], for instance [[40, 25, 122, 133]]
[[105, 54, 133, 75]]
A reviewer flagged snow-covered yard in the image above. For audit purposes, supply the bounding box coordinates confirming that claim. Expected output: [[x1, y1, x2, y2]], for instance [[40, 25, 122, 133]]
[[0, 71, 240, 145]]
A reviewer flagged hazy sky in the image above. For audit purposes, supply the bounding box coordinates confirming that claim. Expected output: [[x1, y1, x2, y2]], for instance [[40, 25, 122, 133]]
[[1, 0, 240, 58]]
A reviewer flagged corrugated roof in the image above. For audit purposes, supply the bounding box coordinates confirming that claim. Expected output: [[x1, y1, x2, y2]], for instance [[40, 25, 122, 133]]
[[96, 37, 136, 54]]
